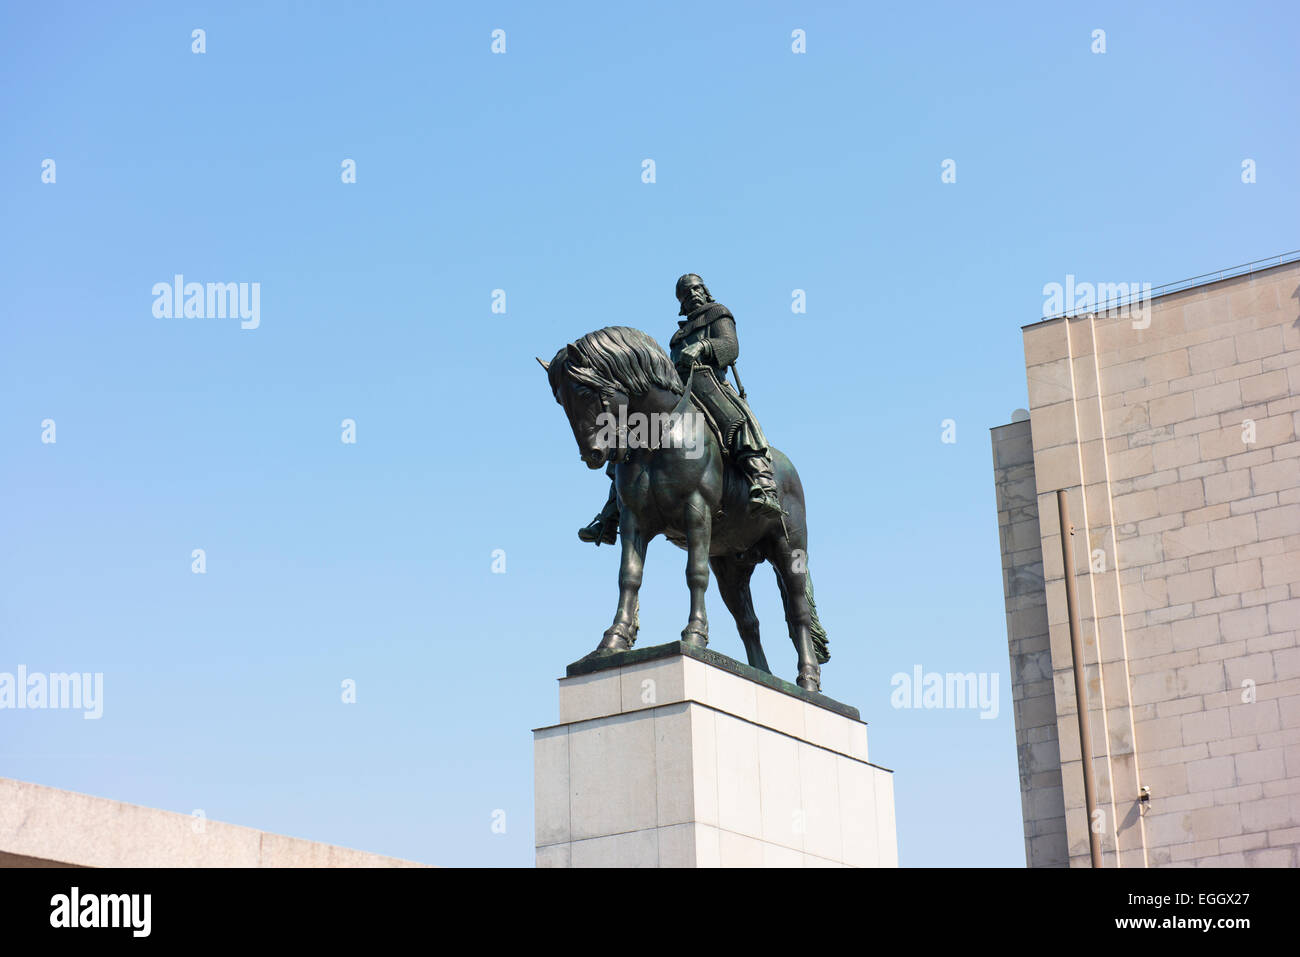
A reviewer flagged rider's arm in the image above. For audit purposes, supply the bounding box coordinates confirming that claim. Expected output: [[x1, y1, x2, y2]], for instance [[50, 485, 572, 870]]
[[703, 316, 739, 367]]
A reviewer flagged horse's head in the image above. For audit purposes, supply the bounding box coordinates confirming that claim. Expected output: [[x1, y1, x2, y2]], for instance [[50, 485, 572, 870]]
[[539, 345, 625, 469], [539, 327, 684, 471]]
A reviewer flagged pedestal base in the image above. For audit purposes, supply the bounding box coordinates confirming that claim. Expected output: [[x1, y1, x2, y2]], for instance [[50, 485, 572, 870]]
[[533, 641, 897, 867]]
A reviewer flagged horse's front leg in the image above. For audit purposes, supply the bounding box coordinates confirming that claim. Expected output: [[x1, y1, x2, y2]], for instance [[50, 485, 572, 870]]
[[598, 508, 648, 653], [681, 493, 712, 648]]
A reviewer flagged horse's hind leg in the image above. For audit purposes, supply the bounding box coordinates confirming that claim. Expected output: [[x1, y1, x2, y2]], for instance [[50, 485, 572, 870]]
[[710, 554, 769, 673], [766, 533, 820, 692]]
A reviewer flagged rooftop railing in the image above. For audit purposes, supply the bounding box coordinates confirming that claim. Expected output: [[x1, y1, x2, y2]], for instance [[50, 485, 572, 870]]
[[1033, 248, 1300, 324]]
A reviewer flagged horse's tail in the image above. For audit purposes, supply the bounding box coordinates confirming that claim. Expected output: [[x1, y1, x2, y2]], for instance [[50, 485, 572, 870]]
[[806, 567, 829, 664]]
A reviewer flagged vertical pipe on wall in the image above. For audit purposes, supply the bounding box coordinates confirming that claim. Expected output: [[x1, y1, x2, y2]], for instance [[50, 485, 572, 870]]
[[1057, 488, 1103, 868]]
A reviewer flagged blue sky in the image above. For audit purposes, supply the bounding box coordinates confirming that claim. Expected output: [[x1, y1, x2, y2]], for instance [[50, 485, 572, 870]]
[[1, 1, 1296, 867]]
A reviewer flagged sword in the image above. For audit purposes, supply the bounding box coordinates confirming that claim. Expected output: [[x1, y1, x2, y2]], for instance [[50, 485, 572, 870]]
[[728, 362, 747, 399]]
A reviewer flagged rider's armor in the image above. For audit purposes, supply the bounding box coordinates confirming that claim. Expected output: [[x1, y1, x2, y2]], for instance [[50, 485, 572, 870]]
[[578, 278, 783, 544], [667, 302, 783, 513]]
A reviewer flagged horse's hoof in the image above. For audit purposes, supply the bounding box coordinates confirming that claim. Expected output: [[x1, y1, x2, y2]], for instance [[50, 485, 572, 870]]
[[680, 624, 708, 649], [797, 668, 821, 693], [597, 625, 635, 655]]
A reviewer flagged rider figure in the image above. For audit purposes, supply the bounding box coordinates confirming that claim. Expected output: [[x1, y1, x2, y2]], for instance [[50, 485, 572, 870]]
[[578, 274, 784, 544]]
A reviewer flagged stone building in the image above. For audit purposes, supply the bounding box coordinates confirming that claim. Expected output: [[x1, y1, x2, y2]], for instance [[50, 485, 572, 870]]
[[991, 253, 1300, 867], [0, 776, 424, 867]]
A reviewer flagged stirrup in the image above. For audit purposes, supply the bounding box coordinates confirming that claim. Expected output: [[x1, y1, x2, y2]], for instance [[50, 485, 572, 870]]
[[578, 518, 617, 545], [748, 487, 786, 517]]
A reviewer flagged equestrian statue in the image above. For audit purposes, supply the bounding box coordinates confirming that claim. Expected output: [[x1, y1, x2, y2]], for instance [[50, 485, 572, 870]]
[[538, 274, 830, 691]]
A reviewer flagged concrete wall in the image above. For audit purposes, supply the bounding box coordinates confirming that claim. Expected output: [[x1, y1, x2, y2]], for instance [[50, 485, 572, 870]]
[[1007, 259, 1300, 867], [0, 777, 426, 867]]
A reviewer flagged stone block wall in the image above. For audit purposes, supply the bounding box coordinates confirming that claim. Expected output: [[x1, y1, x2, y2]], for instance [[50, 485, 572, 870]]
[[992, 419, 1069, 866], [997, 259, 1300, 867]]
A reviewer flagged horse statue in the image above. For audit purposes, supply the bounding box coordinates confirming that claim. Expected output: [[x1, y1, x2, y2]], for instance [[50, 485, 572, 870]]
[[539, 325, 829, 692]]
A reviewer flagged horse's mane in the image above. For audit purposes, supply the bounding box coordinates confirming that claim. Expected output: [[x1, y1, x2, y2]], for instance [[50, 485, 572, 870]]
[[549, 326, 683, 402]]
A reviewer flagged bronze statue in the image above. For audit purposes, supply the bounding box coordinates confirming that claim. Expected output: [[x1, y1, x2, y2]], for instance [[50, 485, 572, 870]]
[[577, 275, 783, 544], [539, 300, 830, 691]]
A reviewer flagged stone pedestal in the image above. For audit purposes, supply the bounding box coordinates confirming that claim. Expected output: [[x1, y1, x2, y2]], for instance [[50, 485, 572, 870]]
[[533, 641, 897, 867]]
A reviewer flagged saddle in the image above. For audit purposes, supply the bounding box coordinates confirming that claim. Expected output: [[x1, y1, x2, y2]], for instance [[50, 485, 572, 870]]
[[674, 366, 756, 520], [675, 365, 731, 456]]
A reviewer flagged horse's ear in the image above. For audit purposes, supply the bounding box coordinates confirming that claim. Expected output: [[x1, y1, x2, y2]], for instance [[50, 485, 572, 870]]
[[535, 356, 550, 372], [566, 343, 583, 365]]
